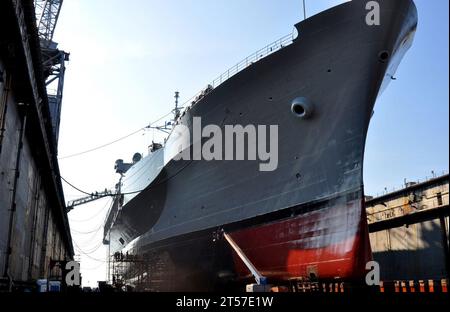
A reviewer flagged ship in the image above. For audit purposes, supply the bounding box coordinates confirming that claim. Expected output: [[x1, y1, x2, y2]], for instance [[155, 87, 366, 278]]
[[103, 0, 418, 291]]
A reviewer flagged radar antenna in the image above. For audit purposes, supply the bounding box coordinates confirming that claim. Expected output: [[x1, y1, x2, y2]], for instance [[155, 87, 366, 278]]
[[173, 91, 183, 120]]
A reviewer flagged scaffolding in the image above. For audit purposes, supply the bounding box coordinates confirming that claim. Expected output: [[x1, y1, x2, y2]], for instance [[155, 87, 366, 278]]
[[108, 251, 169, 291]]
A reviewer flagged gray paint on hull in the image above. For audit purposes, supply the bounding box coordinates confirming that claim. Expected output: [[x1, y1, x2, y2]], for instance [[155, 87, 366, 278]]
[[106, 0, 418, 253]]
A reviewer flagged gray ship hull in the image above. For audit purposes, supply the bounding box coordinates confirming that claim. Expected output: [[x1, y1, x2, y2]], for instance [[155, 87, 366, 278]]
[[104, 0, 417, 291]]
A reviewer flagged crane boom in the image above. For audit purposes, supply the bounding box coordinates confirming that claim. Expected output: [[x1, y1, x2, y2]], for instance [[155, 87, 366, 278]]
[[66, 190, 113, 212], [34, 0, 68, 143], [34, 0, 63, 47]]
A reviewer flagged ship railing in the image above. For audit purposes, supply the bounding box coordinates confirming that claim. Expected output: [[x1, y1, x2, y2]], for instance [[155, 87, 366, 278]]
[[370, 170, 449, 198], [180, 33, 294, 109]]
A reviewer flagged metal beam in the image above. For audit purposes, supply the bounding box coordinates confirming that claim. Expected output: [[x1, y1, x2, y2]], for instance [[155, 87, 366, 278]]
[[3, 112, 27, 283], [67, 190, 113, 212], [222, 232, 267, 285], [369, 205, 450, 233], [34, 0, 63, 47]]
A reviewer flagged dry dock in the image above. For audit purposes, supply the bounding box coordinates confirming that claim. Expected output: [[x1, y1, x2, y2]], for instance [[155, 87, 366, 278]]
[[0, 0, 448, 294]]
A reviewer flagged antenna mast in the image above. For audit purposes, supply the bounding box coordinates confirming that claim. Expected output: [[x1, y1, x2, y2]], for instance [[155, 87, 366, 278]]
[[173, 91, 182, 120], [302, 0, 307, 20]]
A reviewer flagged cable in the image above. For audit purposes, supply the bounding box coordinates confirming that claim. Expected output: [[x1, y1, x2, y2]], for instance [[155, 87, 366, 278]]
[[61, 172, 138, 197], [58, 110, 174, 160], [57, 109, 180, 197], [60, 175, 92, 196], [71, 216, 109, 247], [60, 144, 194, 208], [79, 230, 104, 248], [73, 240, 106, 261], [74, 238, 103, 253], [69, 198, 112, 222], [71, 224, 103, 235], [58, 128, 145, 160], [61, 157, 193, 202], [147, 110, 173, 127], [78, 240, 104, 254]]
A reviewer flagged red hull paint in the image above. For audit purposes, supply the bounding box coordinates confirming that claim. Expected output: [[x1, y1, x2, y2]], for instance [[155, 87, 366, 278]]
[[229, 199, 372, 281]]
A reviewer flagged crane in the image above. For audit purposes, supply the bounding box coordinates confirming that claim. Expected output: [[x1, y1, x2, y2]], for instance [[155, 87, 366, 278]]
[[66, 189, 113, 212], [34, 0, 68, 143], [34, 0, 63, 48]]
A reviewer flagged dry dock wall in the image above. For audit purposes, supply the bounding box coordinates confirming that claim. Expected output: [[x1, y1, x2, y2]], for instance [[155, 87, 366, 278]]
[[367, 175, 449, 281], [0, 91, 67, 280], [0, 0, 73, 286]]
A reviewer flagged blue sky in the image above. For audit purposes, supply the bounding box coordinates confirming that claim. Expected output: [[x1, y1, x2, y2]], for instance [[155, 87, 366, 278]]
[[364, 0, 449, 194], [53, 0, 449, 286]]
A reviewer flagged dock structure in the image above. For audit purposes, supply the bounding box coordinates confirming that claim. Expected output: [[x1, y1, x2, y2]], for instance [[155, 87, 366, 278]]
[[0, 0, 73, 291], [366, 174, 449, 281]]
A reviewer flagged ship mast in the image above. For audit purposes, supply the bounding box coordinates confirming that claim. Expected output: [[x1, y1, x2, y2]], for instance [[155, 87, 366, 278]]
[[302, 0, 307, 20], [173, 91, 181, 120]]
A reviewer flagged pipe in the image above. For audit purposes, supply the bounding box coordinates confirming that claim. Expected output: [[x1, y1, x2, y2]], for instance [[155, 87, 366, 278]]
[[222, 231, 267, 285], [0, 74, 11, 154], [27, 174, 41, 280], [3, 110, 27, 280], [39, 200, 51, 277]]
